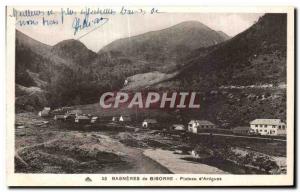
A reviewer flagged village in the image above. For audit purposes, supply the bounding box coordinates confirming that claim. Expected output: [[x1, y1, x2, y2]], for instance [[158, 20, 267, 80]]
[[38, 106, 287, 137]]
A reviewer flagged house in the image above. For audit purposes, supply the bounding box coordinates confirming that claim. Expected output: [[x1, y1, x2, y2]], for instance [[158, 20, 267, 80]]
[[68, 109, 82, 116], [91, 116, 99, 124], [119, 115, 131, 122], [75, 115, 90, 123], [232, 126, 251, 135], [38, 107, 51, 117], [188, 120, 216, 133], [64, 114, 76, 121], [54, 115, 66, 121], [250, 119, 286, 136], [52, 107, 71, 115], [52, 109, 65, 115], [62, 106, 72, 111], [170, 124, 186, 131], [142, 119, 158, 128], [64, 109, 82, 121]]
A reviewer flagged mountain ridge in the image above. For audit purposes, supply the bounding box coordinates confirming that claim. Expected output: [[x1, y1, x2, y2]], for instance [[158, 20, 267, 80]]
[[15, 20, 229, 111], [145, 13, 287, 128], [99, 20, 229, 56], [99, 20, 229, 54]]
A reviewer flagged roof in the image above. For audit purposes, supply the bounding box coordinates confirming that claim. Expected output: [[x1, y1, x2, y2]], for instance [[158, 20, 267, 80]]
[[69, 109, 83, 114], [189, 120, 215, 126], [40, 110, 50, 114], [143, 119, 158, 123], [172, 124, 185, 127], [41, 107, 50, 113], [55, 115, 65, 118], [250, 119, 285, 125], [76, 116, 90, 120], [233, 126, 250, 131], [62, 107, 72, 110], [120, 115, 131, 120]]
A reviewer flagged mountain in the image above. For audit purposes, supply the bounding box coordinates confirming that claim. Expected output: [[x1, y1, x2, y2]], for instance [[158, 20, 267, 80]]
[[15, 30, 51, 55], [16, 14, 287, 129], [86, 21, 230, 93], [15, 31, 50, 111], [15, 31, 101, 111], [98, 21, 230, 73], [15, 14, 288, 129], [150, 13, 287, 128], [100, 20, 229, 53], [216, 31, 231, 40], [15, 30, 72, 87], [177, 14, 287, 89], [51, 39, 97, 66]]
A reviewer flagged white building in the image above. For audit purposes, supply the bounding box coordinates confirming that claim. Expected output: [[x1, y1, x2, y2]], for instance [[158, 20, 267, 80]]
[[75, 115, 90, 123], [112, 116, 118, 122], [119, 115, 131, 122], [188, 120, 216, 134], [250, 119, 286, 136], [38, 107, 51, 117], [91, 116, 99, 123], [170, 124, 186, 131], [142, 119, 158, 128]]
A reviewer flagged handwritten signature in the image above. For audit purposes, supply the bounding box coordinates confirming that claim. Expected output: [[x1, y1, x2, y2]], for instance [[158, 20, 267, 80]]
[[72, 13, 109, 38]]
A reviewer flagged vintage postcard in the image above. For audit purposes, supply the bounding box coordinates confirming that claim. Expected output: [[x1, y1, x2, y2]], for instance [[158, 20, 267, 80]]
[[6, 6, 294, 186]]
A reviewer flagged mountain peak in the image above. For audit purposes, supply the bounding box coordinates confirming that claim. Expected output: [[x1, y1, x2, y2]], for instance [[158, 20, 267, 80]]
[[172, 20, 210, 29], [99, 20, 229, 60], [178, 13, 287, 87], [53, 39, 88, 50], [52, 39, 97, 65]]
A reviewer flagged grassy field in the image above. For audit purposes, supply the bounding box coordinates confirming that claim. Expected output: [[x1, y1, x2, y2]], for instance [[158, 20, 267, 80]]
[[188, 133, 286, 157]]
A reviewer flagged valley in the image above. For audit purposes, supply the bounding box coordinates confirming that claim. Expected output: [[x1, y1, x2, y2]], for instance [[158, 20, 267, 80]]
[[14, 13, 288, 175], [15, 14, 287, 129]]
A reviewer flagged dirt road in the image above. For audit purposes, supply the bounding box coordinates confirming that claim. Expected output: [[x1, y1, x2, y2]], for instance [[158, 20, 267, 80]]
[[144, 149, 227, 174]]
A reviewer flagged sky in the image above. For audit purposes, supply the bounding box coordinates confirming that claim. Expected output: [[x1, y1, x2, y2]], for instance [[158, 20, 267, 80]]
[[15, 11, 264, 52]]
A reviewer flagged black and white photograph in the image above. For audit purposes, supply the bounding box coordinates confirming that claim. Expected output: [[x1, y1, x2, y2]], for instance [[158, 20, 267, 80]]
[[5, 6, 294, 187]]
